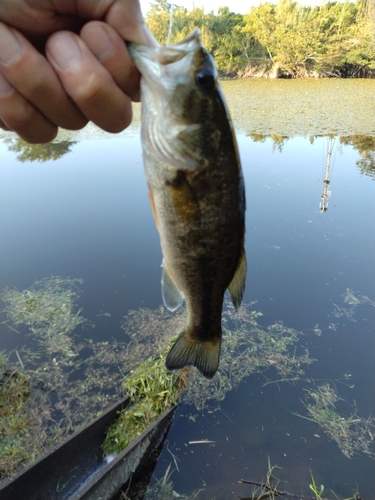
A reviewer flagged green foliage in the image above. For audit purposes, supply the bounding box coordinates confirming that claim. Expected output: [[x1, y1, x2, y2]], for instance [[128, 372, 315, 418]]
[[4, 138, 76, 162], [340, 135, 375, 179], [102, 351, 188, 455], [0, 359, 33, 477], [0, 278, 315, 477], [309, 471, 325, 500], [1, 277, 85, 358], [296, 383, 375, 459], [183, 305, 314, 410], [146, 0, 375, 78], [242, 0, 375, 77], [1, 278, 373, 481]]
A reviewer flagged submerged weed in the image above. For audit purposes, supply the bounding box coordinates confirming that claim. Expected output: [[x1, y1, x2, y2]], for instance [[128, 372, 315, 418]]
[[183, 305, 313, 410], [4, 277, 371, 483], [1, 277, 86, 358], [0, 279, 315, 478], [297, 383, 375, 459]]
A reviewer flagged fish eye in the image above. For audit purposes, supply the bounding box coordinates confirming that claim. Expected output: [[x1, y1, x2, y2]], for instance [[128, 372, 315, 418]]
[[196, 70, 215, 91]]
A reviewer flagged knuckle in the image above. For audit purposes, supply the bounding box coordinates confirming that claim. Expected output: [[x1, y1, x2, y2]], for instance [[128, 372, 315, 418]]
[[0, 98, 35, 131], [74, 71, 108, 104], [0, 95, 57, 143]]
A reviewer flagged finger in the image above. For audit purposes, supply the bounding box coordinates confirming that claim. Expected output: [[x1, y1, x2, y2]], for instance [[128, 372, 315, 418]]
[[95, 0, 158, 47], [80, 21, 140, 102], [0, 73, 57, 143], [46, 31, 133, 133], [0, 22, 87, 131], [0, 121, 12, 131]]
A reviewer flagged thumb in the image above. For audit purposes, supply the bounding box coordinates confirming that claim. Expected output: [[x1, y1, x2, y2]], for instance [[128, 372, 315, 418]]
[[104, 0, 158, 46]]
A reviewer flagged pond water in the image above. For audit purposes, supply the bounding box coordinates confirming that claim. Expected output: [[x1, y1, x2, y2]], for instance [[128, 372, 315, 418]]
[[0, 79, 374, 498]]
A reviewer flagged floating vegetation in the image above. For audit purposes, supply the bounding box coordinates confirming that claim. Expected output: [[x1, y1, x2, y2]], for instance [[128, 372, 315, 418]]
[[101, 302, 314, 457], [183, 306, 314, 410], [121, 304, 314, 412], [0, 278, 316, 477], [238, 459, 327, 500], [238, 460, 361, 500], [127, 459, 356, 500], [2, 277, 372, 483], [1, 277, 86, 358], [0, 277, 123, 479], [331, 288, 375, 323], [297, 383, 375, 459], [343, 288, 375, 308]]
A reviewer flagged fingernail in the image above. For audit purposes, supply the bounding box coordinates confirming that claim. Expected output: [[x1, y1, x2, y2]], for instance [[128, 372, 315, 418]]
[[0, 24, 22, 64], [88, 26, 115, 61], [0, 73, 14, 96], [47, 32, 82, 69]]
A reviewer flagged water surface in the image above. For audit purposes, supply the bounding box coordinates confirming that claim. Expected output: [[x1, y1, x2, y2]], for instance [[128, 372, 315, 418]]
[[0, 79, 374, 497]]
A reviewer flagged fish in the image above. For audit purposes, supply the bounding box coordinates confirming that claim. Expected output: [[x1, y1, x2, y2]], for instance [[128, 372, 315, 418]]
[[128, 30, 246, 379]]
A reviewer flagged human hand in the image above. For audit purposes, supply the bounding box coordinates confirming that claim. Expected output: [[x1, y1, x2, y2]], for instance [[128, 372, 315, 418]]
[[0, 0, 157, 143]]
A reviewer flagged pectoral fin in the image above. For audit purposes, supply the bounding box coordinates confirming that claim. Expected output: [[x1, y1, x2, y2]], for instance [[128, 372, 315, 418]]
[[161, 260, 183, 311], [228, 249, 247, 310]]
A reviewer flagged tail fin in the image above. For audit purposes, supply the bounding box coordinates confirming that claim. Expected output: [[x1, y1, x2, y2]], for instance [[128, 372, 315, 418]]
[[165, 330, 221, 379]]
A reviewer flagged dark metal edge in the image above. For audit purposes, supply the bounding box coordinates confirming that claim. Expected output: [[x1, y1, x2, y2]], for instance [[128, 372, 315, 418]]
[[0, 396, 130, 500], [72, 406, 177, 500]]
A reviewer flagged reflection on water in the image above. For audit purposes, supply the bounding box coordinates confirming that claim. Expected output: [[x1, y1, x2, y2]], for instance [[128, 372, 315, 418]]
[[319, 137, 333, 212], [3, 137, 77, 163], [0, 131, 374, 497]]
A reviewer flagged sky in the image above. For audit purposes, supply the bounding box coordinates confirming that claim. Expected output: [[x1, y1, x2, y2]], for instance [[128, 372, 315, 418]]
[[140, 0, 329, 16]]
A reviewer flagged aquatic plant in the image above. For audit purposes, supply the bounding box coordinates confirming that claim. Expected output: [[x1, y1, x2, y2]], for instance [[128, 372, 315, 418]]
[[331, 288, 375, 323], [0, 350, 62, 478], [1, 277, 86, 358], [0, 277, 316, 477], [296, 383, 375, 459], [5, 276, 371, 483], [183, 305, 313, 410], [102, 350, 188, 455]]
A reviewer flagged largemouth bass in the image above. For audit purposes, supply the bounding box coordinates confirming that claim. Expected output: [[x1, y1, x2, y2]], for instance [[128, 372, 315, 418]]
[[129, 30, 246, 379]]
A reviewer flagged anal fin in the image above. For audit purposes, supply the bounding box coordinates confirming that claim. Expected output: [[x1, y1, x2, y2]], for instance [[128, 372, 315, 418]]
[[228, 248, 247, 310], [161, 260, 183, 312]]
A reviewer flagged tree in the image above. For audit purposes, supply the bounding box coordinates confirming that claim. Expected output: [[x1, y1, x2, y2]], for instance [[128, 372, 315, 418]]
[[4, 138, 76, 163], [144, 0, 375, 78]]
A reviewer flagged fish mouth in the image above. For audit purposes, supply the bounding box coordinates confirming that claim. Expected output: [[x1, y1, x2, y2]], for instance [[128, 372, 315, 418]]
[[129, 30, 220, 171], [128, 29, 203, 82]]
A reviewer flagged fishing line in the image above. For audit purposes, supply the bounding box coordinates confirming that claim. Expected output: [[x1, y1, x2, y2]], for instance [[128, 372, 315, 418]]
[[167, 4, 175, 44]]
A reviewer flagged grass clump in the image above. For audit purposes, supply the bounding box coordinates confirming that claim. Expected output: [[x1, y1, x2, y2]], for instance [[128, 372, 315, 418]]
[[0, 278, 315, 478], [0, 351, 57, 478], [297, 383, 375, 459], [183, 305, 314, 410], [1, 277, 85, 358], [0, 352, 31, 476], [102, 350, 188, 455]]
